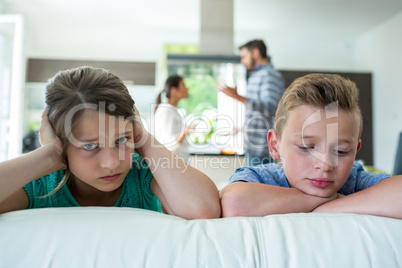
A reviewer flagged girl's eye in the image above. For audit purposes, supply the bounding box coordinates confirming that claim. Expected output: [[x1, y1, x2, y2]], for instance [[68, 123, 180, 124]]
[[82, 143, 98, 151], [116, 137, 128, 144]]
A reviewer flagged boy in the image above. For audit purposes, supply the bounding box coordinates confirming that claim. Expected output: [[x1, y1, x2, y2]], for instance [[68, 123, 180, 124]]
[[220, 73, 402, 219]]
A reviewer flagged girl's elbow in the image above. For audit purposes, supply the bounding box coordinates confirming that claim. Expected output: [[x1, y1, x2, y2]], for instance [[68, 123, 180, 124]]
[[192, 199, 221, 219], [197, 205, 221, 219]]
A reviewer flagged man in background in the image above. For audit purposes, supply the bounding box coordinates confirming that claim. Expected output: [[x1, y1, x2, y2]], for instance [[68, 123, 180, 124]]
[[219, 39, 285, 166]]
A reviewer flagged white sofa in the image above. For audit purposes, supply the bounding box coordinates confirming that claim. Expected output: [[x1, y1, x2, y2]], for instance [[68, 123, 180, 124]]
[[1, 207, 401, 267]]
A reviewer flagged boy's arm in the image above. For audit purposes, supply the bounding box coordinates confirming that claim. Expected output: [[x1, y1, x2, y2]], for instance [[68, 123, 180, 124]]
[[220, 181, 338, 217], [313, 175, 402, 219]]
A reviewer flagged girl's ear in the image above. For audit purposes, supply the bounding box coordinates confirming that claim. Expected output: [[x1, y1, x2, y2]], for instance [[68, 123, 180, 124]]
[[267, 129, 281, 160]]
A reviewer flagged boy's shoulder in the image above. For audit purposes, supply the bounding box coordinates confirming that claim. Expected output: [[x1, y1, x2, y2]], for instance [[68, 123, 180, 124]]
[[229, 163, 289, 187], [340, 161, 391, 194]]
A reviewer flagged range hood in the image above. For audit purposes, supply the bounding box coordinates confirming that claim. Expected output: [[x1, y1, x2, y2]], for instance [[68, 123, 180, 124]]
[[168, 0, 239, 64], [199, 0, 234, 55], [167, 53, 240, 64]]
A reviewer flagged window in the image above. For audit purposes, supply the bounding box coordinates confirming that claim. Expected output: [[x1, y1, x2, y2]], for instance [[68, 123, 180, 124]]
[[167, 54, 246, 153]]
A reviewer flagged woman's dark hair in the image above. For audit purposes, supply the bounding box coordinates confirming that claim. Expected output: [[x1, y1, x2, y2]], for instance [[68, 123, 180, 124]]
[[154, 75, 183, 113]]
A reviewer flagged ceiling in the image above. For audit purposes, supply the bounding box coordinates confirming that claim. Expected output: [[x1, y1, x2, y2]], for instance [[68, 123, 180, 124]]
[[2, 0, 402, 51], [235, 0, 402, 41], [4, 0, 402, 36]]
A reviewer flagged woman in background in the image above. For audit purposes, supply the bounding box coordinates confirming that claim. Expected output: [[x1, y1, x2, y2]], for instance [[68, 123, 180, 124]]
[[154, 75, 193, 162]]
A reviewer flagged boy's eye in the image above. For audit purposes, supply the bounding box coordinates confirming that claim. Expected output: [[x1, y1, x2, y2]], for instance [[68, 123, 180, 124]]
[[299, 146, 314, 151], [116, 137, 128, 144], [335, 149, 349, 156], [82, 143, 98, 151]]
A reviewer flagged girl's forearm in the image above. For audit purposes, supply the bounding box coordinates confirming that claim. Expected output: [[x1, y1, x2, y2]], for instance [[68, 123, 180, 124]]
[[0, 145, 63, 204], [137, 134, 221, 219]]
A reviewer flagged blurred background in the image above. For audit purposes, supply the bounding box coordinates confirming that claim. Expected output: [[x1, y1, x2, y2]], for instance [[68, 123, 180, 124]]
[[0, 0, 401, 174]]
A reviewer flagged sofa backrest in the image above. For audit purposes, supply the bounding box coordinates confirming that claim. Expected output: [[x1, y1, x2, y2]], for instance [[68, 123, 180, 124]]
[[1, 207, 401, 267]]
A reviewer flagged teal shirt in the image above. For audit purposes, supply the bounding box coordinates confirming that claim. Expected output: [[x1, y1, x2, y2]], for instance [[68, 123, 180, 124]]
[[23, 153, 161, 212]]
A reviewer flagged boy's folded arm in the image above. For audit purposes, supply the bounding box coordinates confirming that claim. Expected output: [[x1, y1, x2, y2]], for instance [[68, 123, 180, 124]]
[[220, 181, 336, 217], [312, 175, 402, 219]]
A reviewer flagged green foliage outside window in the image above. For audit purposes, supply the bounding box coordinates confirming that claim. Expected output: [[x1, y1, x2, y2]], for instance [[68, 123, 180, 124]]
[[168, 64, 218, 116], [179, 75, 217, 115], [168, 64, 219, 144]]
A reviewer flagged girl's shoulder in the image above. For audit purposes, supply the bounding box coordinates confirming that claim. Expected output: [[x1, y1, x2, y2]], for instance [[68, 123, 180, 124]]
[[130, 153, 149, 171], [23, 170, 76, 208], [24, 170, 65, 195], [121, 153, 160, 210], [126, 153, 153, 184]]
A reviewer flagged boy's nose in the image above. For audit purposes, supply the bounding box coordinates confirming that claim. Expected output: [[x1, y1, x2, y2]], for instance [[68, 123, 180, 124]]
[[99, 147, 120, 170], [312, 152, 336, 172]]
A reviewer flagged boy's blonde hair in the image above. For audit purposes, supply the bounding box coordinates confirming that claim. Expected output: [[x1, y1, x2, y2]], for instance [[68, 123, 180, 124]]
[[274, 73, 363, 139]]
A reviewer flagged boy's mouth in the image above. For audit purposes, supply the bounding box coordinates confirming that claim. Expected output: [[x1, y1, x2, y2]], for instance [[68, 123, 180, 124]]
[[307, 178, 333, 188]]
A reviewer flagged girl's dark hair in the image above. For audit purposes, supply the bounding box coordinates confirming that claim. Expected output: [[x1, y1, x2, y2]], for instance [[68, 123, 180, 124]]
[[44, 66, 135, 196], [154, 75, 183, 113]]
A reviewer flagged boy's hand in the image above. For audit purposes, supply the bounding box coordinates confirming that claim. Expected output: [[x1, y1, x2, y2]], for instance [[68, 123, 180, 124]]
[[337, 193, 345, 199], [312, 193, 346, 213], [322, 192, 345, 203]]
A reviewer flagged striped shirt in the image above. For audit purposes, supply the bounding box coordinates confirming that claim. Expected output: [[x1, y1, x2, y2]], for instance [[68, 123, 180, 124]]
[[244, 63, 284, 158]]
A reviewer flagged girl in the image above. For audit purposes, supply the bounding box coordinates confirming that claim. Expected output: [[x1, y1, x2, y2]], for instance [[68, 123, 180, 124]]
[[0, 66, 221, 219], [153, 75, 193, 162]]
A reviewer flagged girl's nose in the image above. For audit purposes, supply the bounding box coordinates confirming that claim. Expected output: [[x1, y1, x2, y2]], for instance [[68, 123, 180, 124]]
[[99, 147, 120, 170]]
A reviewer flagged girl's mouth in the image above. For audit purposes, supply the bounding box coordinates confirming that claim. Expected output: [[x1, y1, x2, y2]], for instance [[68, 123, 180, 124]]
[[101, 174, 121, 182]]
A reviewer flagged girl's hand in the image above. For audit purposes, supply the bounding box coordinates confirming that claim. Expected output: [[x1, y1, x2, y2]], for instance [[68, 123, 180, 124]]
[[38, 107, 66, 170], [38, 107, 57, 146], [133, 105, 150, 151]]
